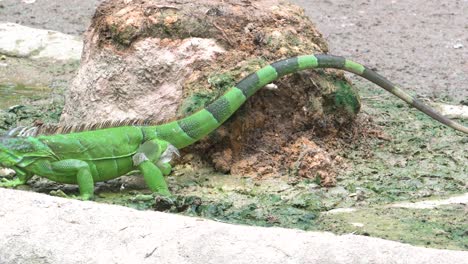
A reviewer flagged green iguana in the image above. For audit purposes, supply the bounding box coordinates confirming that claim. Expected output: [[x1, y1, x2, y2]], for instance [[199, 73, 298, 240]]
[[1, 55, 467, 200]]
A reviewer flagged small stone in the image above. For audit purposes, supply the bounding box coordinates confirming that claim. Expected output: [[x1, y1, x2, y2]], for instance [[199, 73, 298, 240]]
[[164, 16, 178, 26], [434, 229, 448, 236], [351, 222, 364, 227], [453, 43, 463, 49], [50, 189, 68, 198]]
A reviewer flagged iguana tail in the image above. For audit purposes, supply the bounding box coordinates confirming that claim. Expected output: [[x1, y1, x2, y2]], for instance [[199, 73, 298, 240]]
[[153, 54, 468, 148]]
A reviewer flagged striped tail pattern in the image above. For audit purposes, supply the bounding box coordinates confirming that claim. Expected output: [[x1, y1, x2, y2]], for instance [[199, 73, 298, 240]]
[[151, 54, 468, 149]]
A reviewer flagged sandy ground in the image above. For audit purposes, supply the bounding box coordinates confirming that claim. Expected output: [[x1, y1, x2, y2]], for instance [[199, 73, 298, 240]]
[[291, 0, 468, 100], [1, 0, 466, 100]]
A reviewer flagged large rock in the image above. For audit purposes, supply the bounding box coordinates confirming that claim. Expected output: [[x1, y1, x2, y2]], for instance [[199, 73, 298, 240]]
[[1, 188, 467, 264], [59, 0, 362, 182], [61, 0, 358, 124]]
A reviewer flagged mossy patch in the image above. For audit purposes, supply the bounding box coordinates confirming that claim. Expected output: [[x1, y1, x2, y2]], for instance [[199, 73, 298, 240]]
[[333, 79, 361, 116], [180, 58, 268, 115], [178, 92, 214, 116], [0, 83, 52, 108], [317, 206, 468, 250], [321, 75, 361, 119]]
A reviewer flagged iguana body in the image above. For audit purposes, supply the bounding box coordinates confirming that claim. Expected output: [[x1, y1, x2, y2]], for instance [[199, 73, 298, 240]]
[[1, 54, 467, 199]]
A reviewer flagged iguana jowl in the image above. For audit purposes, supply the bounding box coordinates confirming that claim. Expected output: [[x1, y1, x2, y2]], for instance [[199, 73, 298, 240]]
[[1, 54, 467, 200]]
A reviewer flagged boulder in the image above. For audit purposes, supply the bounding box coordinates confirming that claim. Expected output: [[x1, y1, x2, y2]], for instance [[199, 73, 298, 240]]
[[59, 0, 362, 182]]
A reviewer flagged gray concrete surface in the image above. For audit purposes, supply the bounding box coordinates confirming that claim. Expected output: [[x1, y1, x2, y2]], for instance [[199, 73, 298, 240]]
[[1, 188, 467, 264]]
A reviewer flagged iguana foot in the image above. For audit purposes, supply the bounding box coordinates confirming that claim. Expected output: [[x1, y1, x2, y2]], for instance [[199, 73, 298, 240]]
[[0, 178, 25, 188], [49, 189, 94, 201], [77, 194, 94, 201], [155, 188, 172, 197]]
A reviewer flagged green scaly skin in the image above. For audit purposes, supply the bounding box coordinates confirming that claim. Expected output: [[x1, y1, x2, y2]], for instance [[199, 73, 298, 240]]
[[0, 54, 467, 200]]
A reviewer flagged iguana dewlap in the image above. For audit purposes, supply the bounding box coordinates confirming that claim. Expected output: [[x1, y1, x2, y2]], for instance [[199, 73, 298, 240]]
[[1, 55, 467, 200]]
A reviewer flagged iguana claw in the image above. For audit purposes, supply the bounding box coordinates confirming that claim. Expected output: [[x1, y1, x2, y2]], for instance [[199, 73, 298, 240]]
[[154, 194, 175, 211]]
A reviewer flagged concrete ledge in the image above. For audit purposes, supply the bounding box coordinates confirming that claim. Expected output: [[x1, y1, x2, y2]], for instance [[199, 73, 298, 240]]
[[0, 188, 467, 264]]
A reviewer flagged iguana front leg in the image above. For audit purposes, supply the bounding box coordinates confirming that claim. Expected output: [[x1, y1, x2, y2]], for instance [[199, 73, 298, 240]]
[[49, 160, 94, 200]]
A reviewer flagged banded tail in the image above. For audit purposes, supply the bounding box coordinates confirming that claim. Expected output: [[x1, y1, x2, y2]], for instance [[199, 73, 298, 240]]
[[153, 54, 468, 148]]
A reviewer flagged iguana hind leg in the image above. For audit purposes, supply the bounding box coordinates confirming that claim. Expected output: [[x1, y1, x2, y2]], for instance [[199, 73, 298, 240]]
[[133, 153, 171, 196], [132, 139, 179, 196], [0, 170, 33, 188], [50, 159, 94, 200], [157, 162, 172, 176]]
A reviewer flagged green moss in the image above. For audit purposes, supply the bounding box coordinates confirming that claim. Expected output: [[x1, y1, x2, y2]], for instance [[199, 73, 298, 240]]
[[285, 32, 301, 47], [109, 24, 139, 46], [320, 75, 361, 118], [208, 73, 235, 91], [180, 58, 268, 115], [333, 79, 361, 115], [145, 11, 215, 40], [179, 92, 214, 116]]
